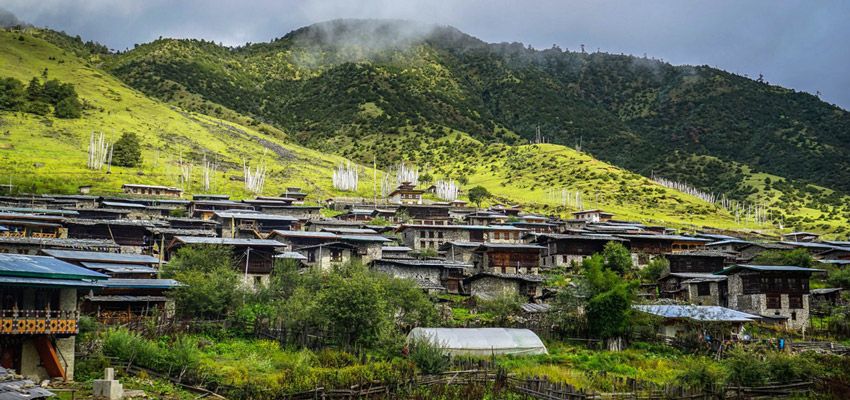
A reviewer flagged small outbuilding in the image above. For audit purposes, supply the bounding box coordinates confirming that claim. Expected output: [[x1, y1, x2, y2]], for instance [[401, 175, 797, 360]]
[[407, 327, 547, 356]]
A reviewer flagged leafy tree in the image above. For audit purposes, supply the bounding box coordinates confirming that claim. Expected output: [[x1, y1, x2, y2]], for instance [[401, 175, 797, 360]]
[[112, 132, 142, 167], [55, 95, 82, 118], [467, 185, 491, 208], [25, 77, 42, 101], [640, 257, 669, 282], [586, 284, 632, 341], [316, 264, 390, 347], [478, 292, 524, 325], [162, 245, 244, 319], [753, 248, 814, 268], [601, 241, 633, 274], [0, 77, 25, 110], [419, 172, 433, 184], [828, 269, 850, 289]]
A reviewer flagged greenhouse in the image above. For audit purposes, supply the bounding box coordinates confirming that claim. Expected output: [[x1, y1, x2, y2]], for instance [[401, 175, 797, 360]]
[[407, 328, 548, 356]]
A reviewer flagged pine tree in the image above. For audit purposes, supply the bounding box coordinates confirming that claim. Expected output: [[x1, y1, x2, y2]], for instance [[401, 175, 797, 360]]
[[112, 132, 142, 167]]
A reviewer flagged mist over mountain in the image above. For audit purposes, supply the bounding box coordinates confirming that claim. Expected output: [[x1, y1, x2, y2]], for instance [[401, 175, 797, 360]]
[[0, 7, 27, 28]]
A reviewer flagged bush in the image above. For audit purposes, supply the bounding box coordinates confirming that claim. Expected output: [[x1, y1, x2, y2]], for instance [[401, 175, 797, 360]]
[[409, 338, 450, 374], [112, 132, 143, 167], [676, 357, 726, 391], [54, 95, 82, 118]]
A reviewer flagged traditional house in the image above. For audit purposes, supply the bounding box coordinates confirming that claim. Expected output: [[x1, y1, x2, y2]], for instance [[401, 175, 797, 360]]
[[189, 200, 253, 220], [214, 211, 300, 238], [667, 251, 734, 274], [380, 246, 413, 259], [570, 209, 614, 223], [737, 242, 795, 263], [167, 237, 283, 289], [336, 234, 391, 264], [465, 272, 544, 300], [165, 217, 219, 231], [65, 219, 162, 254], [82, 278, 180, 324], [465, 211, 510, 226], [268, 230, 340, 249], [0, 254, 107, 382], [371, 258, 468, 294], [616, 234, 711, 265], [705, 239, 752, 255], [716, 264, 822, 330], [472, 243, 544, 275], [397, 224, 526, 251], [282, 187, 308, 204], [294, 242, 357, 271], [439, 241, 481, 268], [632, 305, 759, 339], [304, 219, 365, 232], [659, 273, 727, 305], [397, 205, 451, 224], [192, 194, 230, 201], [121, 184, 183, 198], [810, 288, 843, 313], [0, 237, 119, 255], [0, 213, 66, 239], [388, 182, 424, 205], [71, 208, 130, 220], [532, 233, 628, 268]]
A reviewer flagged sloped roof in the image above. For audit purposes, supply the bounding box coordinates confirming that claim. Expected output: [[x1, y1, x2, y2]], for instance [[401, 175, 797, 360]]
[[172, 236, 283, 247], [102, 278, 182, 289], [79, 262, 157, 274], [41, 249, 159, 264], [408, 328, 547, 356], [0, 254, 107, 282], [633, 305, 759, 322], [715, 264, 824, 275]]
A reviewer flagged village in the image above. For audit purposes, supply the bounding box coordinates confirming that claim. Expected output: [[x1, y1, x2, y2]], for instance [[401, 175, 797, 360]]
[[0, 181, 848, 399]]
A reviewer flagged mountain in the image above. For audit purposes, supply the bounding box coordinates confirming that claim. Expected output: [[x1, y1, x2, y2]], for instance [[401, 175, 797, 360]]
[[101, 20, 850, 200], [0, 25, 765, 231]]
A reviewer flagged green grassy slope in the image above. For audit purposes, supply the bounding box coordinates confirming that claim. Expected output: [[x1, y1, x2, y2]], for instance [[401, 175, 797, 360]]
[[0, 29, 383, 199], [0, 28, 764, 231]]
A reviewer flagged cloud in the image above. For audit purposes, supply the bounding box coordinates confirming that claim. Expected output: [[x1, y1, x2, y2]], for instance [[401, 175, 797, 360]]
[[0, 0, 848, 108]]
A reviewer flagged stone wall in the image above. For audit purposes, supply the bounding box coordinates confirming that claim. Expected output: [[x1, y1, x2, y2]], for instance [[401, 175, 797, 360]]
[[469, 277, 520, 298]]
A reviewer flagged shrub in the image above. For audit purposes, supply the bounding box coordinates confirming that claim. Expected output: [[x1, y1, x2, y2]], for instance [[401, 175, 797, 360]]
[[54, 95, 82, 118], [112, 132, 142, 167], [409, 338, 450, 374], [676, 357, 726, 391]]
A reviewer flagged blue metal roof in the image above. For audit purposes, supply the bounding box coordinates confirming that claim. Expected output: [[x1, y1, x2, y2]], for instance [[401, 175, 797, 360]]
[[0, 275, 104, 288], [339, 235, 392, 242], [0, 254, 107, 281], [41, 249, 159, 264], [633, 305, 759, 322], [102, 278, 182, 289]]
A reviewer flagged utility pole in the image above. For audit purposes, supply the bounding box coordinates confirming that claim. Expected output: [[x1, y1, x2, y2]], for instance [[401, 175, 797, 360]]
[[244, 247, 251, 287], [373, 156, 377, 206]]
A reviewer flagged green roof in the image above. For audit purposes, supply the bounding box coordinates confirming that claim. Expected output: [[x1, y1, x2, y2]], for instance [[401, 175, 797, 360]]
[[0, 254, 108, 282]]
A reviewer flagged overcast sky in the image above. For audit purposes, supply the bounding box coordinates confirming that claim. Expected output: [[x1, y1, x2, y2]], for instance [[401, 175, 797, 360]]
[[2, 0, 848, 109]]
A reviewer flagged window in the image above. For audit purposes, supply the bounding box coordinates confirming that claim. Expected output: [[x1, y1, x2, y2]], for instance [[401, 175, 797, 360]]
[[307, 250, 316, 263], [420, 241, 425, 249], [429, 231, 435, 239], [696, 283, 711, 296], [330, 249, 343, 262], [494, 232, 501, 240], [788, 294, 803, 309], [791, 311, 797, 321], [766, 293, 781, 309], [438, 231, 444, 239]]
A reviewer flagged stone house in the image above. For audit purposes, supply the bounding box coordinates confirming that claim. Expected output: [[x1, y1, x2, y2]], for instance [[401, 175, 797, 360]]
[[465, 273, 544, 300], [295, 242, 357, 271], [121, 184, 183, 198], [532, 233, 628, 269], [397, 224, 526, 252], [570, 209, 614, 223], [371, 258, 468, 294], [214, 211, 299, 239], [716, 264, 822, 330]]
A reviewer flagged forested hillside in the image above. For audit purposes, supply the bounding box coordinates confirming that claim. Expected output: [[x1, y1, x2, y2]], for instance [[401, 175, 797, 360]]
[[101, 19, 850, 202]]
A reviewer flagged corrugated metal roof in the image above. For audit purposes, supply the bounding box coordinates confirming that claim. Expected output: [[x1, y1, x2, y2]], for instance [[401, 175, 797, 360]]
[[273, 252, 308, 260], [382, 246, 412, 252], [399, 224, 527, 231], [322, 228, 378, 234], [475, 243, 546, 250], [213, 211, 299, 221], [617, 234, 712, 242], [101, 201, 147, 209], [374, 259, 471, 268], [270, 230, 340, 239], [41, 249, 159, 264], [0, 275, 104, 288], [173, 236, 284, 247], [633, 305, 759, 322], [0, 254, 107, 281], [521, 303, 552, 313], [80, 262, 157, 274], [716, 264, 824, 274], [0, 237, 119, 249], [339, 235, 392, 242], [102, 278, 182, 289]]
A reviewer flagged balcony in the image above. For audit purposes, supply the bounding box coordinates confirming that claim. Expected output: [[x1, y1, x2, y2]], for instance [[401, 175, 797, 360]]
[[0, 309, 79, 335]]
